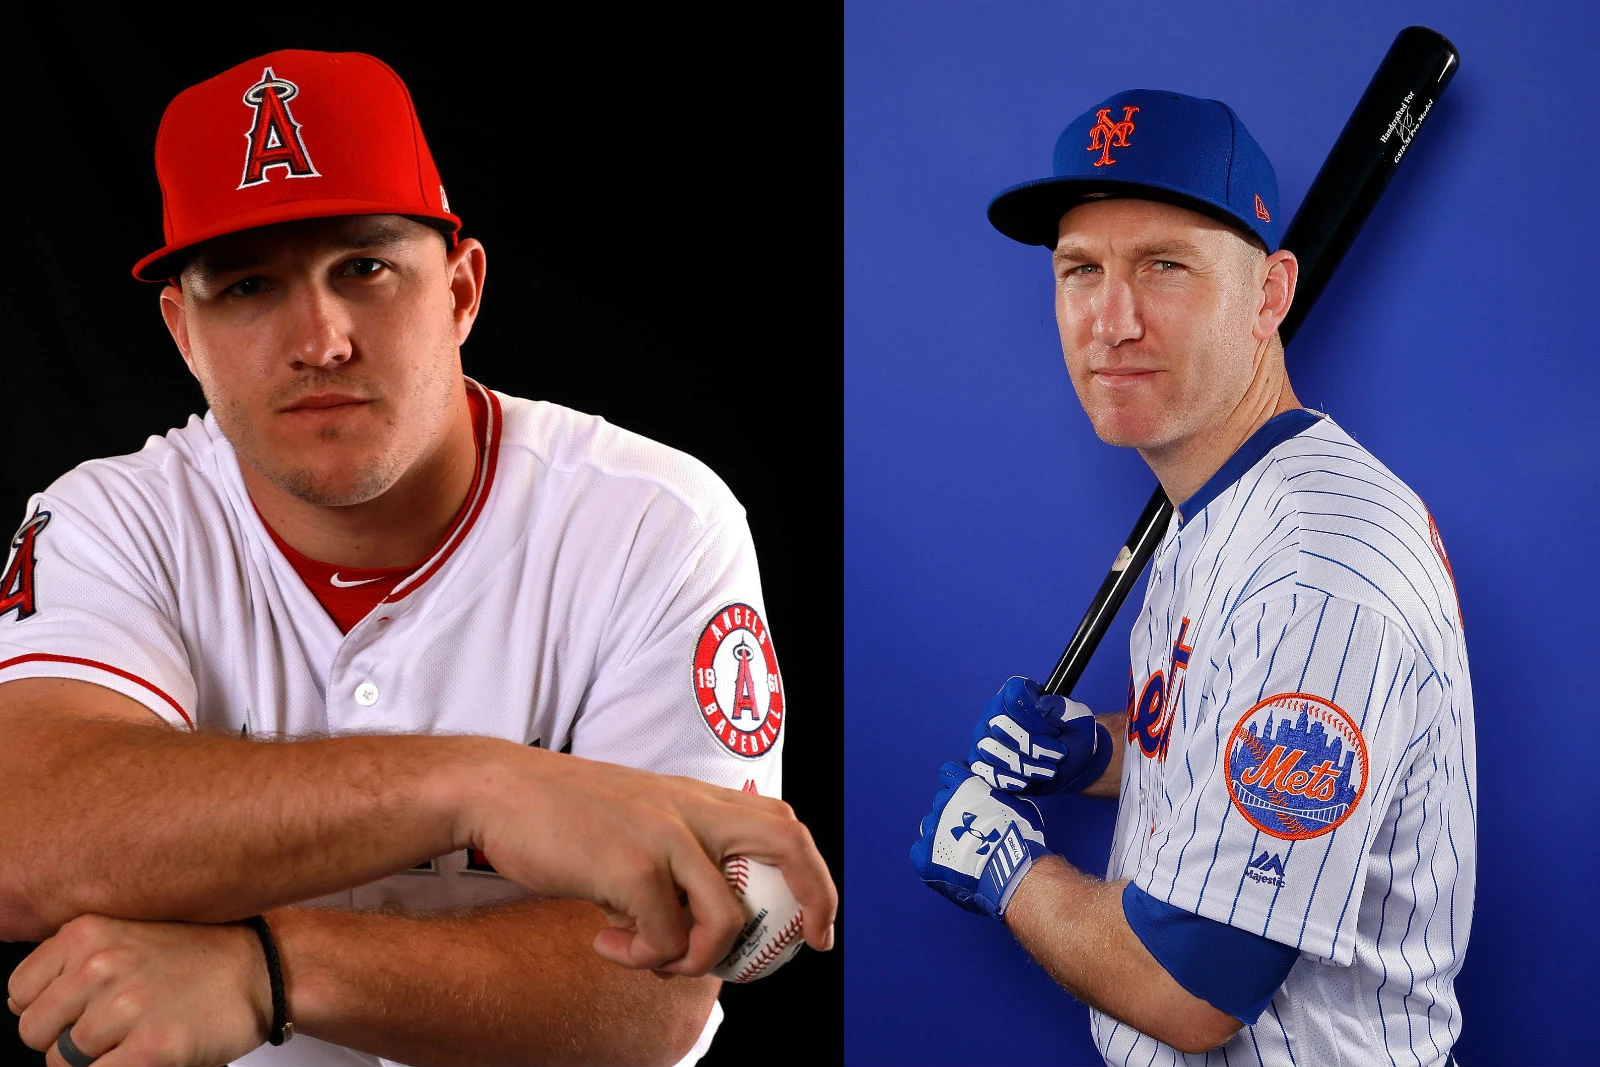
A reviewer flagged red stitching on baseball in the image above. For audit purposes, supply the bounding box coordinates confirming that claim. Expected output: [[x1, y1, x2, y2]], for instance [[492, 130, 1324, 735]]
[[732, 910, 803, 983], [725, 856, 750, 893]]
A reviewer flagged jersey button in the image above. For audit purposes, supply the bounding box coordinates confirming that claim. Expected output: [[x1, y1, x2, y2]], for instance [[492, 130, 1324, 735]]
[[354, 681, 380, 707]]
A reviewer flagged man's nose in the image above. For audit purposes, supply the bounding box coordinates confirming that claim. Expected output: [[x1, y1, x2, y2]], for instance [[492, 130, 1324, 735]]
[[1092, 274, 1143, 348], [286, 283, 353, 368]]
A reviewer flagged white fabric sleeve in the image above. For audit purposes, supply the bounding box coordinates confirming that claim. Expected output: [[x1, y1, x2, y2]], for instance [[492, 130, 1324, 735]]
[[1133, 592, 1419, 964], [0, 492, 196, 729], [568, 496, 783, 799]]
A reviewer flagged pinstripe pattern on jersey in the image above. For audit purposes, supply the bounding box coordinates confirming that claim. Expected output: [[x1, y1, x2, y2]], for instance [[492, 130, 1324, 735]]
[[1092, 414, 1474, 1067]]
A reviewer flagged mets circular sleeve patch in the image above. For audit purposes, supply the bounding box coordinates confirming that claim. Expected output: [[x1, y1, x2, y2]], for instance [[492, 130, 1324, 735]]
[[1226, 692, 1368, 841], [692, 603, 784, 758]]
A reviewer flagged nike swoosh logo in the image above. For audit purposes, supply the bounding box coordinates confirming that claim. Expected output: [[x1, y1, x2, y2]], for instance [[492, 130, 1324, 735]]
[[330, 573, 383, 588]]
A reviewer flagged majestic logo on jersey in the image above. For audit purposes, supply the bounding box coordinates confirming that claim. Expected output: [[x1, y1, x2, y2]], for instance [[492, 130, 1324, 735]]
[[239, 67, 320, 189], [693, 603, 784, 758], [1226, 693, 1368, 841], [1087, 106, 1138, 166], [1245, 850, 1287, 888], [1128, 617, 1193, 761], [0, 509, 51, 622]]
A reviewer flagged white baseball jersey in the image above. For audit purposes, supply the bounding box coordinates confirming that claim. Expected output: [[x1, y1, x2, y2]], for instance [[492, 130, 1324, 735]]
[[0, 380, 786, 1067], [1092, 410, 1475, 1067]]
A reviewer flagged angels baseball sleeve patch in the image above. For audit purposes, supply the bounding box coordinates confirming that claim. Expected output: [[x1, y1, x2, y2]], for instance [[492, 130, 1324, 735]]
[[0, 508, 51, 622], [1226, 692, 1369, 841], [693, 603, 783, 758]]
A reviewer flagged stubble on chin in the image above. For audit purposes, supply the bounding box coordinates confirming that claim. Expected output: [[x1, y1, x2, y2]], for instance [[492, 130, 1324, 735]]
[[211, 398, 405, 509], [258, 453, 402, 508]]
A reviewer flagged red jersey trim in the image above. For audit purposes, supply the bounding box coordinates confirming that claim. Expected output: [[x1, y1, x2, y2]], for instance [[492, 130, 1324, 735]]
[[0, 653, 194, 730], [388, 381, 502, 601]]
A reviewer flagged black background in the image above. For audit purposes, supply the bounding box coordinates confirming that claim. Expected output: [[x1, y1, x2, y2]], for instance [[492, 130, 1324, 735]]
[[0, 5, 840, 1063]]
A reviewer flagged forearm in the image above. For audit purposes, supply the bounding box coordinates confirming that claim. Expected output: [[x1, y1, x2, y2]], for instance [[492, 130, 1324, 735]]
[[1003, 856, 1237, 1053], [1079, 712, 1126, 798], [270, 898, 720, 1067], [0, 679, 493, 936]]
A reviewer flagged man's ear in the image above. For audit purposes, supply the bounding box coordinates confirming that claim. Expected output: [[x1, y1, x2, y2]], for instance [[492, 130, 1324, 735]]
[[1254, 248, 1298, 342], [159, 283, 201, 379], [445, 237, 487, 346]]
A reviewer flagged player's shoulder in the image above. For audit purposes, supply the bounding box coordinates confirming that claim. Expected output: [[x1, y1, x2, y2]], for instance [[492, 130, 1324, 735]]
[[491, 390, 744, 527], [1263, 414, 1424, 524], [34, 413, 232, 523], [1261, 413, 1437, 566], [1229, 413, 1457, 640]]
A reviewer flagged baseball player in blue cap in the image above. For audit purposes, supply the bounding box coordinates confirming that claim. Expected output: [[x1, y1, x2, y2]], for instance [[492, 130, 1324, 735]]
[[910, 90, 1475, 1065]]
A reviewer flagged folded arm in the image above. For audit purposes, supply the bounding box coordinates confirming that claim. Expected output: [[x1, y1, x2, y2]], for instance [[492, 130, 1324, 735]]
[[0, 676, 836, 975], [8, 899, 719, 1067], [0, 677, 467, 937], [273, 898, 720, 1067]]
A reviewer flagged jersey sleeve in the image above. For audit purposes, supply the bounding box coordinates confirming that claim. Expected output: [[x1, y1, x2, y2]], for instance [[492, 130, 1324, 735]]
[[567, 492, 783, 798], [1122, 882, 1299, 1024], [0, 489, 197, 730], [1133, 591, 1422, 965]]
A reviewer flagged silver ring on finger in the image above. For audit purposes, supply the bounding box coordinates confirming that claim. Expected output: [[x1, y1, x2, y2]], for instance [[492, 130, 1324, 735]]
[[56, 1027, 98, 1067]]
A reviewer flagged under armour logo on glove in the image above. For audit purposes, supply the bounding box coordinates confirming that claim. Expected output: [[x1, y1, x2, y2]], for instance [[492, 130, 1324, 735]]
[[968, 676, 1114, 794], [952, 812, 1003, 854], [910, 761, 1050, 919]]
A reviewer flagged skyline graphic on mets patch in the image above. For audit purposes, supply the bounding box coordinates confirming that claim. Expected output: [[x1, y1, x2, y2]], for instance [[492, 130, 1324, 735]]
[[1226, 693, 1368, 841]]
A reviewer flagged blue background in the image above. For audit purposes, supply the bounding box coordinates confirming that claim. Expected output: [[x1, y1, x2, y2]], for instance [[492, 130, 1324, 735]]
[[846, 2, 1589, 1064]]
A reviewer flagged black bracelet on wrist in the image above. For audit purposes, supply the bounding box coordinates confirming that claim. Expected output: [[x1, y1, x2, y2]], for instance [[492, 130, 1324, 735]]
[[242, 914, 294, 1046]]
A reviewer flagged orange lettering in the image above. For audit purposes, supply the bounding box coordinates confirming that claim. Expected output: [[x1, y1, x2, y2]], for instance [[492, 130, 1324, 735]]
[[1241, 746, 1306, 792], [1303, 759, 1340, 801]]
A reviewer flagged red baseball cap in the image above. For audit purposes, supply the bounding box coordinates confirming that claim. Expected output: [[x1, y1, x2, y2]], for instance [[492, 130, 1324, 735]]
[[133, 49, 462, 282]]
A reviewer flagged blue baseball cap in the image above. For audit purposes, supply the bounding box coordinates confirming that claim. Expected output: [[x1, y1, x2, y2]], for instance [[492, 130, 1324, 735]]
[[987, 89, 1281, 252]]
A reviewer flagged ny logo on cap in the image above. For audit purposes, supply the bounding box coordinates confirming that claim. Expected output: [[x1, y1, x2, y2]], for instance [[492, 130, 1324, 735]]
[[238, 67, 320, 190], [1087, 106, 1139, 167]]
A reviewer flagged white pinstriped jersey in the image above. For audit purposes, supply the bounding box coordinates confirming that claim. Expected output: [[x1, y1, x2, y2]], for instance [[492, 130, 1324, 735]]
[[0, 382, 784, 1067], [1091, 411, 1475, 1067]]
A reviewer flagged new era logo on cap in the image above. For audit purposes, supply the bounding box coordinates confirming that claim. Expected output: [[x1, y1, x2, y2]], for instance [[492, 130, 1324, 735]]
[[133, 50, 462, 282]]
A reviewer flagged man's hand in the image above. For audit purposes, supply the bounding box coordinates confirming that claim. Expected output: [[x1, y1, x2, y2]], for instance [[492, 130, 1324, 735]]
[[968, 676, 1112, 794], [6, 914, 269, 1067], [458, 745, 837, 978], [910, 761, 1050, 919]]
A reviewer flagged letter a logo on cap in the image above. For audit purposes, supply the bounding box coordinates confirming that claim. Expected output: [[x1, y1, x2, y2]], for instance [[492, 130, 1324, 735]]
[[239, 67, 320, 189]]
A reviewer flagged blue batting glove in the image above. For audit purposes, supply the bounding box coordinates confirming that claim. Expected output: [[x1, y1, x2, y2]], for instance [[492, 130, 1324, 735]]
[[967, 676, 1114, 795], [910, 761, 1050, 919]]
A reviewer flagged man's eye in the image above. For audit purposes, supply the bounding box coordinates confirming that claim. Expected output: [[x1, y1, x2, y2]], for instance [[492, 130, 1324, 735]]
[[1152, 260, 1182, 271], [1058, 263, 1099, 278], [225, 277, 268, 297], [343, 258, 387, 278]]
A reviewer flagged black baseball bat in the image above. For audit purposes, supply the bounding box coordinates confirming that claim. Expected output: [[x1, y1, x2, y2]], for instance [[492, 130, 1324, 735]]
[[1042, 25, 1459, 697]]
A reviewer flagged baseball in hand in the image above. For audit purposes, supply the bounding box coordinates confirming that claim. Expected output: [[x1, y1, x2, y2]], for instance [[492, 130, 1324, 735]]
[[709, 856, 806, 982]]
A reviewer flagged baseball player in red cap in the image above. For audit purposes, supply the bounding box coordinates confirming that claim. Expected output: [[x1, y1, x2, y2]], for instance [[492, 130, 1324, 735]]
[[0, 50, 834, 1067]]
